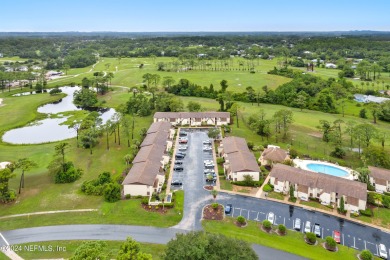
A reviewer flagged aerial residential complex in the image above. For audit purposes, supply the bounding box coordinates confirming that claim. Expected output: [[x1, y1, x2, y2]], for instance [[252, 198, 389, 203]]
[[269, 164, 367, 211], [369, 166, 390, 193], [153, 111, 230, 126]]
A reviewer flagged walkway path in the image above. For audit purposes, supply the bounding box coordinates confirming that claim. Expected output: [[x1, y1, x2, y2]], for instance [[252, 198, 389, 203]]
[[0, 209, 97, 220]]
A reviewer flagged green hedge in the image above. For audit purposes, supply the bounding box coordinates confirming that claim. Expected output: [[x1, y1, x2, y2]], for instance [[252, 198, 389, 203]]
[[359, 208, 373, 217], [263, 184, 273, 192]]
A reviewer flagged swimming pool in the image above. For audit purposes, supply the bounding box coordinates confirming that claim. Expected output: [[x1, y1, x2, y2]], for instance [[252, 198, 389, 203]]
[[306, 163, 349, 177]]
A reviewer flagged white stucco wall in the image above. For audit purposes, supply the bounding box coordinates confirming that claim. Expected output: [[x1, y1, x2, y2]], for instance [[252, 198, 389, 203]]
[[234, 171, 260, 182], [375, 184, 387, 193], [319, 193, 331, 205], [123, 184, 151, 196]]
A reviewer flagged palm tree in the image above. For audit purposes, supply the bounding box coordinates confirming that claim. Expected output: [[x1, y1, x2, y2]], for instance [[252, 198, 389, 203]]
[[210, 189, 218, 200], [15, 158, 38, 194], [55, 142, 69, 171], [111, 113, 122, 145], [159, 191, 166, 211]]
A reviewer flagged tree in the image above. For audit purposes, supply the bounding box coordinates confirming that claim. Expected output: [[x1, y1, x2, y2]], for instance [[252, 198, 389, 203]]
[[246, 86, 255, 105], [162, 76, 175, 89], [220, 79, 228, 92], [124, 154, 133, 166], [163, 231, 257, 260], [210, 189, 218, 200], [273, 109, 293, 139], [117, 237, 152, 260], [187, 101, 201, 112], [73, 88, 98, 108], [103, 120, 113, 150], [15, 158, 38, 194], [359, 108, 367, 119], [54, 143, 69, 171], [0, 168, 16, 203], [159, 191, 166, 211], [354, 123, 378, 147], [62, 64, 70, 75], [289, 184, 295, 199], [325, 236, 337, 250], [295, 92, 308, 111], [339, 196, 345, 213], [208, 128, 220, 139], [142, 73, 153, 89], [71, 241, 108, 260]]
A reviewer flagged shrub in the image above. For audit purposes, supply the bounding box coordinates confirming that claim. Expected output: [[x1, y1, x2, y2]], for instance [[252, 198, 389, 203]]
[[277, 224, 286, 234], [360, 250, 373, 260], [305, 232, 316, 244], [212, 203, 219, 210], [141, 197, 149, 205], [289, 148, 299, 159], [49, 88, 62, 95], [383, 195, 390, 209], [217, 157, 225, 164], [125, 194, 131, 199], [54, 161, 83, 184], [262, 220, 272, 229], [237, 216, 246, 224], [325, 236, 337, 250], [247, 141, 254, 150], [330, 147, 346, 159], [263, 184, 273, 192], [103, 183, 121, 203], [359, 208, 373, 217]]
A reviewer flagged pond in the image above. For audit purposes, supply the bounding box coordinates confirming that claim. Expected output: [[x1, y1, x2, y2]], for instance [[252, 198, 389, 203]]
[[2, 86, 117, 144]]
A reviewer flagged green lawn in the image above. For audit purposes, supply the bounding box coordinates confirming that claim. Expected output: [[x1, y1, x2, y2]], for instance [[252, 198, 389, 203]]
[[0, 191, 183, 230], [47, 57, 291, 93], [354, 207, 390, 229], [15, 241, 165, 260], [300, 200, 333, 212], [219, 176, 233, 191], [203, 218, 362, 260], [0, 251, 7, 260], [267, 191, 285, 200]]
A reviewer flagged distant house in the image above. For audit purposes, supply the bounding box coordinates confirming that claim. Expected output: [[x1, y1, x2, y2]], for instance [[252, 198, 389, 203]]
[[122, 121, 173, 197], [325, 63, 337, 69], [153, 112, 230, 126], [311, 59, 324, 64], [219, 136, 260, 182], [18, 66, 28, 72], [303, 51, 312, 54], [46, 71, 63, 78], [368, 166, 390, 193], [258, 145, 289, 166], [269, 164, 367, 211], [0, 53, 3, 58]]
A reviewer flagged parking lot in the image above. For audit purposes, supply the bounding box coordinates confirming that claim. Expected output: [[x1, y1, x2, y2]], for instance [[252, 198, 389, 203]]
[[220, 195, 390, 256], [170, 128, 216, 192]]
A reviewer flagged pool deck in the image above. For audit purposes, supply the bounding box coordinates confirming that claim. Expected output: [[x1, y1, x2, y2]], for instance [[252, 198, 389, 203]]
[[293, 159, 356, 180]]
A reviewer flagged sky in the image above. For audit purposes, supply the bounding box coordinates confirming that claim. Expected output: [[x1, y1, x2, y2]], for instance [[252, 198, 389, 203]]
[[1, 0, 389, 32]]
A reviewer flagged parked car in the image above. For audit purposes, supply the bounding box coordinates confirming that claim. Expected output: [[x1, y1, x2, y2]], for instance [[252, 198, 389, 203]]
[[175, 161, 183, 165], [314, 223, 321, 237], [304, 221, 311, 233], [174, 166, 184, 172], [333, 230, 341, 244], [204, 169, 215, 174], [179, 138, 188, 144], [225, 204, 232, 214], [267, 212, 275, 224], [175, 153, 185, 159], [179, 131, 187, 137], [178, 145, 188, 151], [379, 243, 388, 259], [294, 218, 301, 231], [171, 180, 182, 186], [205, 164, 214, 169], [203, 146, 212, 152], [203, 140, 212, 145], [204, 160, 213, 165]]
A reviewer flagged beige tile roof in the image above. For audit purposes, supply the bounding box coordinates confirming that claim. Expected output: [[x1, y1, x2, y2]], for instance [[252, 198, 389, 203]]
[[154, 111, 230, 119], [221, 136, 248, 154], [261, 147, 288, 163], [122, 121, 172, 186], [147, 121, 171, 134], [270, 164, 367, 201], [122, 160, 162, 185], [369, 166, 390, 182], [222, 136, 259, 173]]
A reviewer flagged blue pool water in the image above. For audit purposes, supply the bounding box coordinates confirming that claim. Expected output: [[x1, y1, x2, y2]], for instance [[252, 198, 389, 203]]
[[306, 163, 349, 177]]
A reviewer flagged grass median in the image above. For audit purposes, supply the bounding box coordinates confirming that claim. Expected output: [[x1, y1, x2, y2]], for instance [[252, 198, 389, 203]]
[[203, 218, 362, 260]]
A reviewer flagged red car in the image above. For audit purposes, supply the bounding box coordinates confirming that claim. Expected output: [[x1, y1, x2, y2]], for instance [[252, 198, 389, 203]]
[[179, 139, 188, 144], [333, 230, 341, 244]]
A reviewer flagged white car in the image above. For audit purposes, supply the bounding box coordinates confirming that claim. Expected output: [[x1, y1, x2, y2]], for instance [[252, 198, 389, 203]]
[[379, 244, 388, 259], [304, 221, 311, 233], [294, 218, 301, 231], [204, 160, 213, 165], [267, 212, 275, 224], [178, 145, 188, 151]]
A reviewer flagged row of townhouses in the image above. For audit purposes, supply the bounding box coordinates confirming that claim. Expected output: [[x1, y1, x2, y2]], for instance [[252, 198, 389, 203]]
[[153, 112, 230, 126]]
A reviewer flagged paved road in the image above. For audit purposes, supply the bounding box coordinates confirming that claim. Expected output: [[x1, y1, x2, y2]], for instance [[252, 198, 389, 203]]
[[0, 225, 304, 260]]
